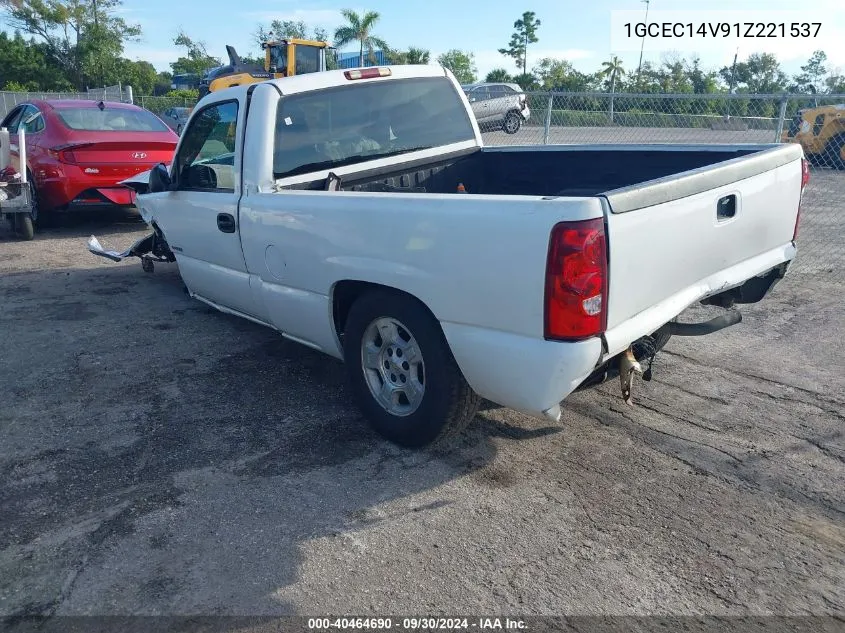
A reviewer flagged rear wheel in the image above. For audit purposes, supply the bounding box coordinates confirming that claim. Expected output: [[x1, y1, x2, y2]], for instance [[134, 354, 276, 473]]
[[343, 290, 481, 448], [14, 213, 34, 240], [503, 110, 522, 134]]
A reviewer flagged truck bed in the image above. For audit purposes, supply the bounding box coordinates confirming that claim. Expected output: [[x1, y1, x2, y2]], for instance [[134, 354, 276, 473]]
[[279, 144, 769, 199]]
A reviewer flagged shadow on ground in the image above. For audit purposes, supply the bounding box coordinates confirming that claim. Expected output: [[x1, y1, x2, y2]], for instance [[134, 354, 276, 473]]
[[0, 262, 548, 618]]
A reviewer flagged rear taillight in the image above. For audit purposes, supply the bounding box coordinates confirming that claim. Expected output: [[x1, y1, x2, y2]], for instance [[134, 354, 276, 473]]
[[544, 218, 608, 340], [49, 144, 85, 164], [794, 158, 810, 241]]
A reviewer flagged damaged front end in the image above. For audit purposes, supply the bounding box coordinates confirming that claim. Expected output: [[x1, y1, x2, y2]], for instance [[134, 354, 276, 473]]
[[88, 224, 175, 273], [87, 166, 175, 273]]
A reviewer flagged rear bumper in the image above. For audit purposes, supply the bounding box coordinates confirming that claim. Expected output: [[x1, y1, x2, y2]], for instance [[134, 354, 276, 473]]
[[441, 322, 603, 420], [37, 164, 155, 210]]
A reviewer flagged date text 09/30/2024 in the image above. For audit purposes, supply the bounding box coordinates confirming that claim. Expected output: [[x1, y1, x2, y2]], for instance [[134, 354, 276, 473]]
[[308, 618, 527, 631]]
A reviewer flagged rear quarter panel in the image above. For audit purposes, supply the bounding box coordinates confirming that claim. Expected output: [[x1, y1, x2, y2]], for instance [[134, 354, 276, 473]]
[[237, 190, 606, 349]]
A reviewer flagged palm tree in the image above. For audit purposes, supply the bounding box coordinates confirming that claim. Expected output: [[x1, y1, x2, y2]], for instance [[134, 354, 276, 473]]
[[333, 9, 389, 68], [405, 47, 430, 65], [600, 55, 625, 123]]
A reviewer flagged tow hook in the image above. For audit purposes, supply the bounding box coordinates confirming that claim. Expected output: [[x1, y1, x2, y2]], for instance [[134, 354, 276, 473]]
[[619, 346, 643, 406]]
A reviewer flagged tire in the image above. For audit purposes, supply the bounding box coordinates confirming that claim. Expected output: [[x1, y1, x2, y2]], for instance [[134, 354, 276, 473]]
[[503, 110, 522, 134], [822, 133, 845, 170], [15, 213, 34, 240], [343, 290, 481, 448], [26, 173, 45, 227]]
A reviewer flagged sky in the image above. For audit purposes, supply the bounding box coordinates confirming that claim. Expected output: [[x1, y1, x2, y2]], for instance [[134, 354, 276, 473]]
[[74, 0, 845, 81]]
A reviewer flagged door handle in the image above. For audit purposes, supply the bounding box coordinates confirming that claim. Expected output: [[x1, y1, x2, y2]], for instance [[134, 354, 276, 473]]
[[217, 213, 236, 233], [716, 194, 737, 220]]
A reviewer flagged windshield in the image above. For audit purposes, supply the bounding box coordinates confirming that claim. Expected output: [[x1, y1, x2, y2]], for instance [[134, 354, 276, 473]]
[[56, 107, 170, 132], [273, 76, 476, 179]]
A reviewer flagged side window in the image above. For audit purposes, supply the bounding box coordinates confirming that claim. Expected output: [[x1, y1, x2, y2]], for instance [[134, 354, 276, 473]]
[[1, 106, 26, 132], [20, 106, 45, 134], [174, 100, 239, 192], [295, 46, 321, 75], [468, 87, 489, 102]]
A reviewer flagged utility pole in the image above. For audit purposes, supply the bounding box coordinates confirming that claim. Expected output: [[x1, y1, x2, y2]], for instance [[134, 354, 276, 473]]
[[636, 0, 650, 87]]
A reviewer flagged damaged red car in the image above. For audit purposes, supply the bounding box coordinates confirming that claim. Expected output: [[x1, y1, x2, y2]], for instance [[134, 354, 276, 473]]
[[0, 99, 178, 222]]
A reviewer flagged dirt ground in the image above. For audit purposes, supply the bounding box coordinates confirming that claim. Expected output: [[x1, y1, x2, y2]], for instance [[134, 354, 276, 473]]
[[0, 208, 843, 625]]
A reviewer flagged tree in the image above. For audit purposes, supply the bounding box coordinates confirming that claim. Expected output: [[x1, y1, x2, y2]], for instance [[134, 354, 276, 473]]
[[254, 19, 329, 48], [436, 49, 477, 84], [599, 55, 626, 122], [0, 30, 72, 90], [384, 46, 430, 65], [685, 56, 720, 94], [486, 68, 513, 83], [533, 58, 573, 90], [333, 9, 388, 67], [154, 71, 173, 95], [657, 53, 693, 94], [512, 72, 538, 91], [791, 50, 828, 94], [170, 30, 220, 77], [498, 11, 541, 75], [599, 56, 625, 93], [113, 58, 157, 95], [0, 0, 142, 90], [826, 71, 845, 94], [405, 47, 430, 65], [719, 53, 788, 94]]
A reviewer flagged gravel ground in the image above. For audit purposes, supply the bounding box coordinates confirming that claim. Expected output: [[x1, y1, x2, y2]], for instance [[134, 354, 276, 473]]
[[0, 197, 843, 626]]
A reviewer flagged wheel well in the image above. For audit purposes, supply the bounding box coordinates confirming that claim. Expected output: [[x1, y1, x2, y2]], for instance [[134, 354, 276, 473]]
[[331, 280, 439, 342]]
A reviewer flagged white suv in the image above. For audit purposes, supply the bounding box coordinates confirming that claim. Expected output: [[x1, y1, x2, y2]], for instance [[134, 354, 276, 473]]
[[461, 82, 531, 134]]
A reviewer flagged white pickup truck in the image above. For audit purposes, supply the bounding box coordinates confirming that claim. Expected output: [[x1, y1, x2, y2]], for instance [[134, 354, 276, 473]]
[[89, 64, 810, 448]]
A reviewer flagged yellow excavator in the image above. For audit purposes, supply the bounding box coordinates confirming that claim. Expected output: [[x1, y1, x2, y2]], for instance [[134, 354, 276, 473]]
[[781, 103, 845, 170], [198, 39, 333, 97]]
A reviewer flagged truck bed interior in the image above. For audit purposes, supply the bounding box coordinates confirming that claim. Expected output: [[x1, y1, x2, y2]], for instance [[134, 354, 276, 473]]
[[280, 146, 762, 198]]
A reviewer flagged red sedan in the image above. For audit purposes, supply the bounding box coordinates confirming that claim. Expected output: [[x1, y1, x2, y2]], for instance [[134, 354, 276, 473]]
[[1, 99, 178, 228]]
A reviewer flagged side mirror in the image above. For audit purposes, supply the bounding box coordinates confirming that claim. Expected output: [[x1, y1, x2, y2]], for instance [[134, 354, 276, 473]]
[[148, 163, 172, 193]]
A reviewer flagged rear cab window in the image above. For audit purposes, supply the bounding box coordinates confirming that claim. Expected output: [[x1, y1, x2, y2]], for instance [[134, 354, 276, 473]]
[[272, 76, 476, 180], [55, 107, 170, 132]]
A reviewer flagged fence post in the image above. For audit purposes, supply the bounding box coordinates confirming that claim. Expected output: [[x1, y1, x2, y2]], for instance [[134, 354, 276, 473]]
[[125, 85, 134, 105], [774, 97, 788, 143], [543, 93, 553, 144]]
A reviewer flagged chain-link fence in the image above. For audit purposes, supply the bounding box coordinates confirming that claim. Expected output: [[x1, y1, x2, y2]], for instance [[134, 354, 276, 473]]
[[136, 95, 196, 117], [0, 85, 133, 119], [477, 91, 845, 277], [1, 81, 840, 277]]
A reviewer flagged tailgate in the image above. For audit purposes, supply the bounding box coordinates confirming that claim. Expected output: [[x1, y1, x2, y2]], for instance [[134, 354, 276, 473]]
[[601, 143, 804, 355]]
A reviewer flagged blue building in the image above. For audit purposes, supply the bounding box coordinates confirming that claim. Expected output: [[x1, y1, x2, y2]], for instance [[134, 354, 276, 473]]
[[336, 49, 389, 69]]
